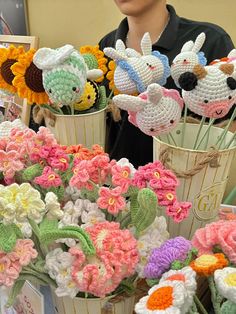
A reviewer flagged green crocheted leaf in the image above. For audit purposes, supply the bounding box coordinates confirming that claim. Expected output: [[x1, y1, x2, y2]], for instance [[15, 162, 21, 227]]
[[80, 188, 99, 202], [39, 217, 58, 234], [131, 188, 157, 234], [40, 225, 95, 255], [22, 164, 43, 181], [6, 280, 25, 307], [97, 86, 108, 110], [10, 224, 23, 239], [49, 186, 65, 202], [0, 224, 17, 253], [221, 300, 236, 313]]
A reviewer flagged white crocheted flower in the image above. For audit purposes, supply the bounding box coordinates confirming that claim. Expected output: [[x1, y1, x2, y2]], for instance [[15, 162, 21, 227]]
[[64, 186, 81, 202], [45, 192, 63, 219], [16, 221, 32, 237], [117, 158, 136, 176], [59, 199, 84, 227], [81, 208, 106, 228], [45, 248, 78, 298], [214, 267, 236, 303], [135, 216, 169, 277], [135, 281, 188, 314]]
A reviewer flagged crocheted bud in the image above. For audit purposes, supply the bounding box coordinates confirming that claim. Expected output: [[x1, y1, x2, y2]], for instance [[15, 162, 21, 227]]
[[22, 164, 43, 181], [178, 72, 198, 91]]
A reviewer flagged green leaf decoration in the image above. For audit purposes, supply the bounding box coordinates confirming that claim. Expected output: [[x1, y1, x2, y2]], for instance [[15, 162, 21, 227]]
[[49, 186, 65, 202], [97, 86, 108, 110], [6, 280, 25, 307], [0, 224, 17, 252], [171, 260, 183, 270], [22, 164, 43, 181], [80, 188, 99, 202], [10, 224, 23, 239], [146, 278, 159, 287], [221, 300, 236, 313], [39, 217, 58, 234], [40, 225, 95, 255], [119, 212, 132, 229], [118, 279, 136, 295], [131, 188, 158, 234]]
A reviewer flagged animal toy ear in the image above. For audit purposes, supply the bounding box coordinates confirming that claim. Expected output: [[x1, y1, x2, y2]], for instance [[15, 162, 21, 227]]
[[140, 32, 152, 56], [33, 44, 75, 70], [178, 72, 198, 91], [181, 40, 194, 52], [126, 48, 142, 58], [227, 77, 236, 90], [113, 94, 145, 112], [115, 39, 126, 54], [192, 33, 206, 53], [147, 83, 163, 104], [103, 47, 127, 61], [193, 64, 207, 79], [220, 63, 234, 75], [228, 49, 236, 58], [87, 69, 103, 80]]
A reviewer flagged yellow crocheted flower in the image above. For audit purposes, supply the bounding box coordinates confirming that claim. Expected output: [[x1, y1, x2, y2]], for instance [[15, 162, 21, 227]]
[[74, 80, 99, 111], [0, 45, 25, 94], [190, 253, 228, 277], [106, 60, 120, 95], [11, 49, 49, 105], [80, 45, 108, 83]]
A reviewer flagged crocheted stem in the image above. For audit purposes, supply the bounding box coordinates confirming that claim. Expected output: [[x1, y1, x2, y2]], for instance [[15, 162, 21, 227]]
[[223, 185, 236, 205], [41, 104, 61, 115], [22, 267, 56, 287], [119, 211, 132, 229], [181, 103, 188, 147], [216, 106, 236, 149], [169, 132, 177, 146], [6, 280, 25, 307], [221, 300, 236, 313], [193, 116, 206, 149], [204, 118, 213, 150], [70, 103, 74, 115], [208, 276, 222, 314], [193, 295, 207, 314], [224, 131, 236, 149], [28, 218, 49, 256], [195, 118, 215, 150]]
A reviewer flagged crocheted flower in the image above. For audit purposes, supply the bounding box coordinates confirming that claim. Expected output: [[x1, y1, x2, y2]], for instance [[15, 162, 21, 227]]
[[0, 45, 25, 94], [80, 45, 108, 83], [144, 237, 192, 279], [9, 239, 37, 267], [214, 267, 236, 303], [106, 60, 120, 95], [111, 164, 132, 193], [192, 220, 236, 263], [34, 166, 62, 188], [81, 207, 105, 229], [0, 254, 21, 287], [70, 160, 93, 191], [97, 186, 126, 214], [117, 158, 136, 176], [11, 49, 49, 105], [45, 192, 63, 219], [0, 150, 24, 179], [166, 201, 191, 223], [135, 281, 188, 314], [45, 248, 78, 298], [156, 190, 176, 206], [190, 253, 228, 277], [135, 216, 169, 278], [47, 151, 69, 172]]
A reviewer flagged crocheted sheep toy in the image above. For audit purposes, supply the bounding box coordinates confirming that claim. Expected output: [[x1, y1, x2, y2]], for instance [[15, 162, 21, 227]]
[[171, 32, 207, 87], [33, 45, 103, 107], [113, 83, 183, 136], [104, 33, 170, 94], [178, 63, 236, 119]]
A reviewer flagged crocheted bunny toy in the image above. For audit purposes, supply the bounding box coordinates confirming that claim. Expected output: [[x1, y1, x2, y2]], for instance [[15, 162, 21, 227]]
[[34, 45, 103, 107], [113, 83, 183, 136], [104, 33, 170, 94], [171, 32, 207, 87], [178, 63, 236, 119]]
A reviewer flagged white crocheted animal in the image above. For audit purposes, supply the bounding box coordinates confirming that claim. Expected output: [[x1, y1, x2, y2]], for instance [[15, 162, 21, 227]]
[[171, 32, 207, 87], [113, 83, 183, 136], [178, 63, 236, 119], [104, 33, 170, 94]]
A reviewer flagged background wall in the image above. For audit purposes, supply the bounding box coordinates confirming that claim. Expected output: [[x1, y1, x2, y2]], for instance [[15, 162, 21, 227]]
[[27, 0, 236, 48]]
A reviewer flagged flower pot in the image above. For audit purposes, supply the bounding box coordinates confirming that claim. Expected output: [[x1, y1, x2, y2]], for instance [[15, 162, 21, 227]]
[[51, 292, 135, 314], [45, 107, 107, 148], [153, 123, 236, 239]]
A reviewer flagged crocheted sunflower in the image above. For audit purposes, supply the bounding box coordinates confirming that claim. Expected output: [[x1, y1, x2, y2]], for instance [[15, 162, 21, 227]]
[[0, 45, 25, 94], [80, 45, 108, 83], [106, 60, 120, 95], [11, 49, 49, 105], [74, 80, 99, 111]]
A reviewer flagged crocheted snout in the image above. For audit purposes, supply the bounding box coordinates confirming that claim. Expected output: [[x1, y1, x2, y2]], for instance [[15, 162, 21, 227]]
[[202, 99, 235, 119]]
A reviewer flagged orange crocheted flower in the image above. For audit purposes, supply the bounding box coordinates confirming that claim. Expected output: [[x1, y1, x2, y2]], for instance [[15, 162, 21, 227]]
[[80, 45, 108, 83], [147, 286, 173, 310], [0, 45, 25, 94], [64, 144, 106, 160], [11, 49, 49, 105], [190, 253, 228, 276]]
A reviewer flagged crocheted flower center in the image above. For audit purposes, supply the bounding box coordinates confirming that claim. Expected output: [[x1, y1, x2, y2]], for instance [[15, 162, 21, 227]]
[[1, 59, 16, 85], [59, 158, 67, 163], [15, 136, 23, 143], [224, 273, 236, 286], [166, 193, 174, 201], [122, 170, 129, 178], [147, 286, 173, 310], [25, 62, 45, 93], [194, 255, 218, 268], [3, 161, 9, 167], [48, 174, 56, 181], [108, 197, 116, 205], [166, 274, 186, 282], [154, 171, 160, 179], [0, 263, 5, 272]]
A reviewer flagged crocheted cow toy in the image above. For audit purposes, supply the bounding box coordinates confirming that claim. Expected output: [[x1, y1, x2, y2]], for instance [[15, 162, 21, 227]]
[[113, 83, 183, 136], [104, 33, 170, 94]]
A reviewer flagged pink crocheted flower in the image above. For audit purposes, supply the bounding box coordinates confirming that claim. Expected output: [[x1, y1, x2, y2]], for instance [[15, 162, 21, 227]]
[[0, 138, 7, 150], [34, 166, 62, 188], [166, 201, 191, 223], [34, 127, 57, 147], [70, 160, 94, 190], [0, 254, 21, 287], [97, 186, 126, 214], [9, 239, 38, 267], [111, 164, 132, 193], [155, 189, 177, 206], [0, 150, 24, 179], [192, 220, 236, 263], [48, 151, 69, 171], [149, 168, 179, 190]]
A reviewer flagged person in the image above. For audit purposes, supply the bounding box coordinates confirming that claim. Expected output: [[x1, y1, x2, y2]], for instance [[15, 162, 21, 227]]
[[99, 0, 235, 168]]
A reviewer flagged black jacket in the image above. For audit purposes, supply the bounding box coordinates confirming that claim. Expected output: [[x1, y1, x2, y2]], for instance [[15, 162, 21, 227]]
[[99, 5, 235, 168]]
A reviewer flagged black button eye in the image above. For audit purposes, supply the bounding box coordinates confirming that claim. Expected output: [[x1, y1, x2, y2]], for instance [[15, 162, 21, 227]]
[[72, 87, 77, 91], [48, 89, 52, 93], [204, 99, 208, 103], [184, 59, 187, 62], [87, 95, 91, 99], [229, 96, 232, 100], [170, 119, 174, 124]]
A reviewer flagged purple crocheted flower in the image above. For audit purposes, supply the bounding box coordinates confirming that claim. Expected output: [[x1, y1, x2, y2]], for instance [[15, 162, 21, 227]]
[[144, 236, 192, 279]]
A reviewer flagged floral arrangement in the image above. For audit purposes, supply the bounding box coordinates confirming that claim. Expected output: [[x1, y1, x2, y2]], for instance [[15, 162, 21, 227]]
[[135, 220, 236, 314], [0, 125, 192, 308]]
